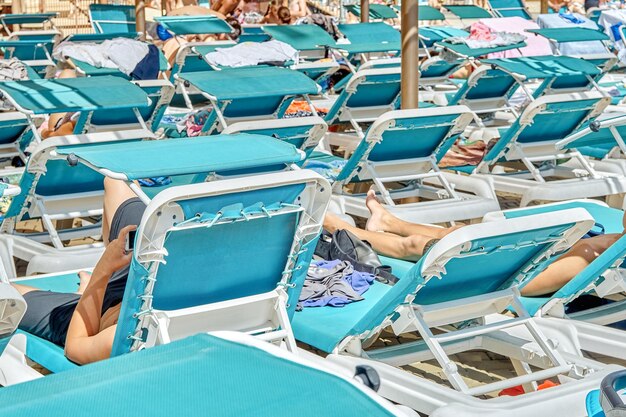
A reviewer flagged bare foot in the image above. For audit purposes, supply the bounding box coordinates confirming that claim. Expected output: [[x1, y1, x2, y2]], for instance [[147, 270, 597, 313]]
[[437, 224, 464, 239], [365, 190, 390, 232], [76, 270, 92, 294]]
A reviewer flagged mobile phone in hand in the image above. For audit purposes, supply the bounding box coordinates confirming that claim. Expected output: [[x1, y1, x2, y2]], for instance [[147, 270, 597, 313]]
[[125, 230, 137, 252]]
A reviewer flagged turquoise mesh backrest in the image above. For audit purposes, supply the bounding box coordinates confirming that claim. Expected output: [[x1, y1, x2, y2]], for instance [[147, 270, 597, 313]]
[[516, 99, 599, 144], [112, 183, 308, 356], [369, 113, 462, 162], [89, 4, 136, 34], [414, 223, 575, 304]]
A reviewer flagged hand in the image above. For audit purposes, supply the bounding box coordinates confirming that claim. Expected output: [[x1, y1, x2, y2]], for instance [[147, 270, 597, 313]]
[[96, 225, 136, 276]]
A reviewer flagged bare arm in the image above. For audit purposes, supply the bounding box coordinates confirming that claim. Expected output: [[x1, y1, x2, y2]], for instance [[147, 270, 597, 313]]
[[64, 226, 135, 364], [290, 0, 309, 18]]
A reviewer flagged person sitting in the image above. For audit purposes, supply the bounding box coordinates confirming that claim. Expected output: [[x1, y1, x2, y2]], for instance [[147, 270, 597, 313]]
[[13, 178, 146, 364], [324, 190, 625, 298]]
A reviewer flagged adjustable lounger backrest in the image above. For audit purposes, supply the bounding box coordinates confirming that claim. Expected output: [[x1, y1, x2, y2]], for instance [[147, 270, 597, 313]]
[[483, 92, 610, 164], [292, 208, 592, 353], [420, 57, 465, 83], [559, 114, 626, 159], [412, 208, 593, 305], [179, 67, 320, 133], [345, 4, 399, 20], [448, 65, 520, 110], [0, 112, 32, 150], [111, 169, 329, 356], [488, 0, 532, 19], [325, 66, 402, 125], [222, 116, 328, 160], [335, 106, 474, 183], [419, 26, 468, 50], [89, 4, 136, 34], [519, 233, 626, 316]]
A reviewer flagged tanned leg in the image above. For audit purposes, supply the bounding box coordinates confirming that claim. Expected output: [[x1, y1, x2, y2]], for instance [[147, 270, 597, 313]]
[[365, 190, 463, 238], [325, 212, 432, 260]]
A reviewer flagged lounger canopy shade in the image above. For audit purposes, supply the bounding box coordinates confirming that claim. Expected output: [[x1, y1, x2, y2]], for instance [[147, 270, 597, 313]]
[[262, 25, 337, 50], [0, 76, 150, 114], [444, 5, 492, 18], [179, 67, 320, 100], [0, 13, 57, 26], [482, 56, 602, 80], [155, 15, 233, 35], [0, 334, 398, 417], [418, 5, 445, 20], [345, 3, 399, 19], [55, 134, 304, 180], [337, 23, 400, 54], [436, 40, 527, 58], [526, 27, 610, 43], [63, 32, 140, 42]]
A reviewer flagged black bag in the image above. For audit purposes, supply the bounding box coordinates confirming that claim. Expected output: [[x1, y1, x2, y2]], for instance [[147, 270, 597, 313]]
[[315, 229, 399, 285]]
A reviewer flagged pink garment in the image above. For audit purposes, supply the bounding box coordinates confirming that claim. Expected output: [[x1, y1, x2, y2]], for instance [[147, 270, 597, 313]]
[[469, 22, 497, 41], [479, 17, 552, 58]]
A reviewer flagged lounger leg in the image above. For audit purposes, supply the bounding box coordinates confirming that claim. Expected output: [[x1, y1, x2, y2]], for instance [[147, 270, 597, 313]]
[[0, 334, 44, 386]]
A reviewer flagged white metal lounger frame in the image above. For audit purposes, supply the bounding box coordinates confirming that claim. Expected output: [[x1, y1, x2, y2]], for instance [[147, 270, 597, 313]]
[[556, 111, 626, 180], [332, 106, 500, 224], [324, 209, 625, 415], [326, 66, 403, 145], [175, 75, 322, 134], [0, 84, 154, 145], [122, 170, 330, 353], [473, 92, 626, 206], [0, 131, 155, 278], [170, 40, 236, 110], [222, 116, 328, 154]]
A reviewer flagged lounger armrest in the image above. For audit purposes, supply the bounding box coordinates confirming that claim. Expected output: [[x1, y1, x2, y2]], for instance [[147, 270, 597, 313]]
[[600, 370, 626, 417], [0, 284, 26, 337]]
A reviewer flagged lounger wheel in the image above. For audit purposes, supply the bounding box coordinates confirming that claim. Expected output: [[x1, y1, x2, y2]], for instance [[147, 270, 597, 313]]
[[600, 370, 626, 417], [354, 365, 381, 392]]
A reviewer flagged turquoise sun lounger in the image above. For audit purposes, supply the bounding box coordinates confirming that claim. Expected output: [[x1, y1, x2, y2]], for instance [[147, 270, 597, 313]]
[[465, 92, 626, 206], [0, 76, 158, 140], [176, 66, 321, 132], [0, 133, 310, 277], [336, 22, 400, 57], [487, 0, 533, 19], [0, 134, 330, 377], [315, 105, 499, 223], [0, 13, 57, 36], [89, 4, 136, 34], [0, 332, 412, 416], [443, 4, 493, 20], [294, 207, 621, 415], [262, 24, 340, 84], [345, 3, 399, 20], [222, 116, 328, 161]]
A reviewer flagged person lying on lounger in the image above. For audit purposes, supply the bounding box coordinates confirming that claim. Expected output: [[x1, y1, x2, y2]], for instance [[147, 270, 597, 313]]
[[324, 191, 626, 298], [13, 178, 146, 365]]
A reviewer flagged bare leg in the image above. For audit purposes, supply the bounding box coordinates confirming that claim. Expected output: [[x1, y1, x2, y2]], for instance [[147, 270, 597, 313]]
[[12, 284, 39, 295], [521, 234, 621, 297], [102, 178, 137, 245], [365, 190, 462, 238], [325, 212, 432, 260]]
